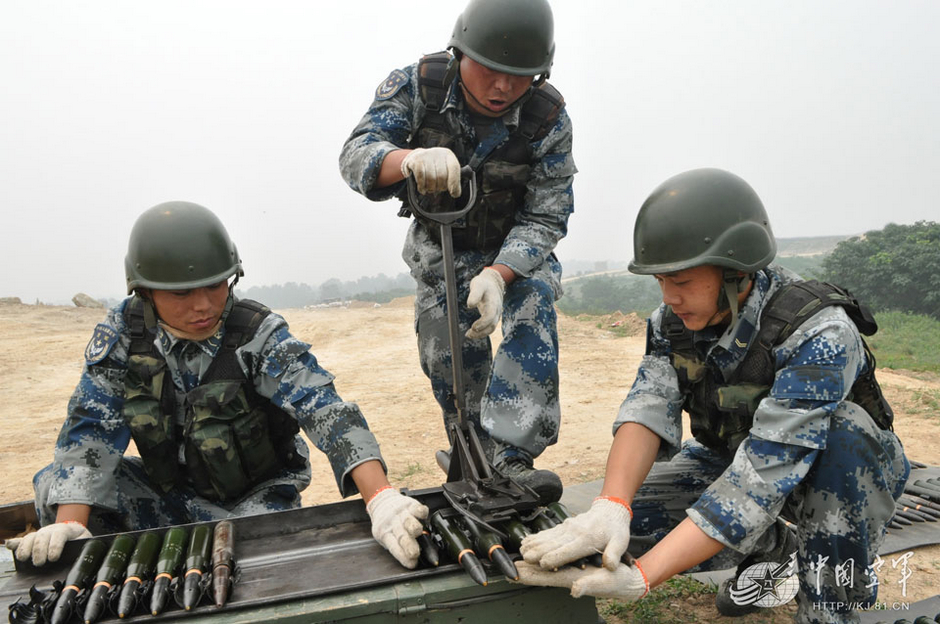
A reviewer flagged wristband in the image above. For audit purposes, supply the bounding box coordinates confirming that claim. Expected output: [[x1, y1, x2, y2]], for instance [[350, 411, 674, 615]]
[[367, 485, 395, 506], [595, 495, 633, 519]]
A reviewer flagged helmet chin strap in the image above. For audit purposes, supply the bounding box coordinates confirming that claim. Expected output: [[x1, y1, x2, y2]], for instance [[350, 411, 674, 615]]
[[141, 294, 159, 331], [716, 269, 751, 330], [220, 275, 239, 321]]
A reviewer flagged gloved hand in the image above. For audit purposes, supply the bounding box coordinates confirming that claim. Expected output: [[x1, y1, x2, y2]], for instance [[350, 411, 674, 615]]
[[520, 496, 632, 571], [515, 560, 649, 600], [400, 147, 462, 197], [5, 521, 92, 567], [465, 267, 506, 339], [365, 487, 430, 569]]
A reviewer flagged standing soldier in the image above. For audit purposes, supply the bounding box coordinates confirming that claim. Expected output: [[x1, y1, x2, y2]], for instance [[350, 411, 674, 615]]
[[517, 169, 910, 624], [7, 202, 428, 571], [339, 0, 576, 504]]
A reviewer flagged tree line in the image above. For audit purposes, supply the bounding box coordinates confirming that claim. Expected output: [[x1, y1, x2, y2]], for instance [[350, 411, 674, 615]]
[[232, 222, 938, 319], [822, 221, 939, 320], [237, 273, 415, 308]]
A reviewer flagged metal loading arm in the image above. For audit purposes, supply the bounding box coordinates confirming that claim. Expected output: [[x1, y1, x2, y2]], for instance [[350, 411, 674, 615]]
[[406, 169, 540, 533]]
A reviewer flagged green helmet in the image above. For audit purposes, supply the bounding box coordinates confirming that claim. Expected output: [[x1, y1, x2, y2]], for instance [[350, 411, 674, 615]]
[[628, 168, 776, 276], [125, 201, 243, 294], [449, 0, 555, 76]]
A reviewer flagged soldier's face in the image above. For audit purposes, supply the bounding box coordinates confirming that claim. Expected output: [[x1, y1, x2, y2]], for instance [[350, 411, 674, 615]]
[[150, 280, 229, 333], [654, 266, 729, 331], [459, 56, 534, 117]]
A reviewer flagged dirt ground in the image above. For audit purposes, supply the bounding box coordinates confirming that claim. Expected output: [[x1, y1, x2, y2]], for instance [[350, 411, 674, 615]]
[[1, 299, 938, 615]]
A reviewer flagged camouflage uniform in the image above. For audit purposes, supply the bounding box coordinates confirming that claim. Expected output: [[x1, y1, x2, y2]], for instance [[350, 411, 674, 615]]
[[616, 265, 909, 624], [339, 61, 576, 459], [35, 297, 385, 532]]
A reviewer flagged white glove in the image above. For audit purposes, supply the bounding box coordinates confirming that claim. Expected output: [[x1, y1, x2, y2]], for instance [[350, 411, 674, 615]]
[[365, 487, 429, 569], [515, 560, 649, 601], [5, 521, 92, 567], [521, 496, 632, 571], [400, 147, 462, 197], [465, 267, 506, 340]]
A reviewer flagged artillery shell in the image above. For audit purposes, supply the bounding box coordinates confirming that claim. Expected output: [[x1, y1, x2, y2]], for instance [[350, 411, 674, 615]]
[[50, 539, 108, 624], [183, 524, 213, 610], [460, 517, 518, 580], [211, 520, 235, 608], [84, 534, 136, 624], [417, 529, 440, 567], [431, 512, 487, 587], [117, 531, 161, 617], [150, 527, 188, 616], [501, 519, 532, 550]]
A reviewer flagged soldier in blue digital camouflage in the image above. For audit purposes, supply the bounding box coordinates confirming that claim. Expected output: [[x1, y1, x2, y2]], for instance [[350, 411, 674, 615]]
[[339, 0, 576, 503], [6, 201, 429, 570], [516, 169, 910, 624]]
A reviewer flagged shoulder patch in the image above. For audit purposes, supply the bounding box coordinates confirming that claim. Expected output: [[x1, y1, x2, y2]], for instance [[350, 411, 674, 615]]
[[375, 69, 408, 101], [85, 323, 120, 365]]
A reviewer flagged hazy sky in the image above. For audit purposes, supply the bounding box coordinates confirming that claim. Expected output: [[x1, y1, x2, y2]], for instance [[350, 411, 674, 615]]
[[1, 1, 937, 304]]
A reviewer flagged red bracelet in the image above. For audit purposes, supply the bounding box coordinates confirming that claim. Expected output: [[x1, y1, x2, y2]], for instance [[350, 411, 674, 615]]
[[595, 495, 633, 519], [60, 520, 87, 528], [367, 485, 395, 505]]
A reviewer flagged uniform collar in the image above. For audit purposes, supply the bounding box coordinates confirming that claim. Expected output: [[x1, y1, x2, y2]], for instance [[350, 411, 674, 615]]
[[158, 324, 223, 358]]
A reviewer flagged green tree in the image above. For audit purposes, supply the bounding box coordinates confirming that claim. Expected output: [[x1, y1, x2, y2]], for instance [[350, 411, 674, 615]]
[[558, 275, 662, 316], [822, 221, 940, 319]]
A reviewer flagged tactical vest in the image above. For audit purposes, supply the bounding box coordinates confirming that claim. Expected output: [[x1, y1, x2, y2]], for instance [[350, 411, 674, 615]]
[[663, 280, 894, 455], [122, 297, 303, 503], [398, 51, 565, 251]]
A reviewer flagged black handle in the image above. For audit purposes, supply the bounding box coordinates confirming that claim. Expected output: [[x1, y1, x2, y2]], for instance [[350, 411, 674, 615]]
[[406, 165, 478, 225]]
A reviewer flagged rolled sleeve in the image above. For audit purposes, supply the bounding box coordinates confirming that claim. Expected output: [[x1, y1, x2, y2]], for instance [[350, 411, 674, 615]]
[[495, 111, 577, 277]]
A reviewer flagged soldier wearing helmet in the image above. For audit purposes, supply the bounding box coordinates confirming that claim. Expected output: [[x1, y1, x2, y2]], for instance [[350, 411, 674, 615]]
[[340, 0, 576, 503], [8, 202, 429, 571], [517, 169, 909, 624]]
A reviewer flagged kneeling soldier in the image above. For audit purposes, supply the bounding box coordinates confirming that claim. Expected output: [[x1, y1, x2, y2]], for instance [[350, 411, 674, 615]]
[[8, 201, 428, 570], [517, 169, 909, 624]]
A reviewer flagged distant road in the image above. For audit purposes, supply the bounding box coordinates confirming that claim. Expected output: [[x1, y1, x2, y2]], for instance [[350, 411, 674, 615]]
[[560, 269, 634, 284]]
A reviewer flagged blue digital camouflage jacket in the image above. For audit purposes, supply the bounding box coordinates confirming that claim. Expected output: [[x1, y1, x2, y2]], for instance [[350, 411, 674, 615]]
[[48, 298, 385, 511], [338, 59, 577, 313], [615, 264, 875, 552]]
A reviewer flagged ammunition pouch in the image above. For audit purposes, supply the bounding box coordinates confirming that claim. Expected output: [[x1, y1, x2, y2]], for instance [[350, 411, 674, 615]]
[[123, 353, 180, 493]]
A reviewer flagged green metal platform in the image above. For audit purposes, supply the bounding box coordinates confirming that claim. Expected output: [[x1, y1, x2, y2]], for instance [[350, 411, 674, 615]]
[[1, 487, 599, 623]]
